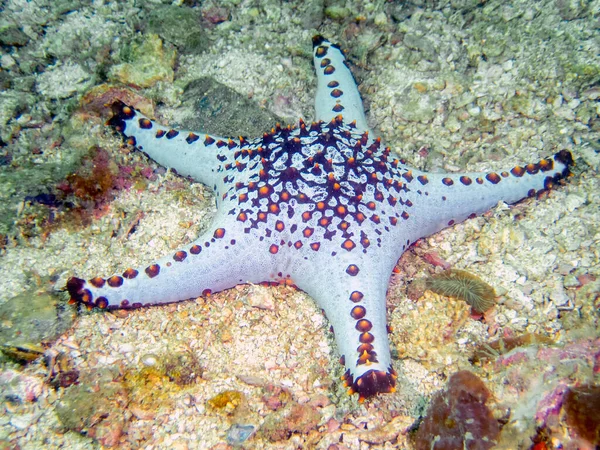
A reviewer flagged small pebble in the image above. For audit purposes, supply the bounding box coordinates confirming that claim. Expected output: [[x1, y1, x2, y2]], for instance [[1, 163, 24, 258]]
[[226, 424, 255, 445], [1, 54, 16, 69], [141, 354, 159, 366]]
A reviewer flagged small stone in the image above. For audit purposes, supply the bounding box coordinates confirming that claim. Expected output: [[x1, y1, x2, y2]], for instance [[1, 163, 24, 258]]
[[1, 54, 16, 69], [226, 424, 255, 445], [457, 109, 470, 121], [146, 6, 210, 55], [374, 12, 388, 27], [403, 33, 436, 58], [247, 285, 276, 310], [130, 406, 156, 420], [549, 282, 571, 307], [326, 417, 340, 432], [554, 106, 576, 121], [564, 194, 585, 212], [179, 77, 282, 139], [557, 263, 575, 275], [467, 105, 481, 116], [0, 290, 75, 362], [523, 8, 536, 20], [582, 87, 600, 100], [563, 275, 581, 288], [511, 316, 529, 331], [141, 354, 159, 366], [576, 274, 596, 286], [10, 413, 36, 430], [119, 343, 135, 353]]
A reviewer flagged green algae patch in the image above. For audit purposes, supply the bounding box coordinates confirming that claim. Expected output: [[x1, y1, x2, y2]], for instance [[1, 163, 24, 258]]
[[109, 34, 176, 88]]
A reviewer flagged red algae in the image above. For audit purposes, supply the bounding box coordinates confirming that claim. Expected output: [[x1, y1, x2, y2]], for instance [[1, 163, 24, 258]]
[[415, 370, 500, 450], [31, 145, 159, 233], [62, 147, 118, 204]]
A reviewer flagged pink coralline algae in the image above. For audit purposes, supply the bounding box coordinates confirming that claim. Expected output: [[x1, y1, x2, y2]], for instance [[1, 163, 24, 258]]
[[487, 337, 600, 447], [415, 370, 500, 450], [535, 384, 571, 424]]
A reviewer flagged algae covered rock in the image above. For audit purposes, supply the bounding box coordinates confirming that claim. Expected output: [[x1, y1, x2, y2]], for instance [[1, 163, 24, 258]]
[[415, 370, 500, 450], [146, 5, 210, 55], [109, 34, 176, 88], [177, 77, 282, 138], [0, 289, 75, 363]]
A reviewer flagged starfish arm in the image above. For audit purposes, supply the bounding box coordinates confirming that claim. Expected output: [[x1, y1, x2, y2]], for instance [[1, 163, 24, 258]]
[[292, 257, 397, 401], [66, 221, 274, 310], [312, 35, 370, 134], [107, 101, 234, 189], [399, 150, 574, 242]]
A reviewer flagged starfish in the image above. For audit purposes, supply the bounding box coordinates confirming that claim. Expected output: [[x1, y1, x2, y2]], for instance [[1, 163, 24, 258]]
[[67, 36, 573, 401]]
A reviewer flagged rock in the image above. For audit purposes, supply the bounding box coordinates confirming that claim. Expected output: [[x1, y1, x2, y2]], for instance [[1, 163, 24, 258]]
[[177, 77, 282, 138], [226, 424, 255, 445], [563, 385, 600, 446], [0, 289, 75, 364], [0, 25, 30, 47], [415, 371, 499, 450], [261, 403, 321, 442], [109, 34, 176, 88], [146, 6, 210, 55]]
